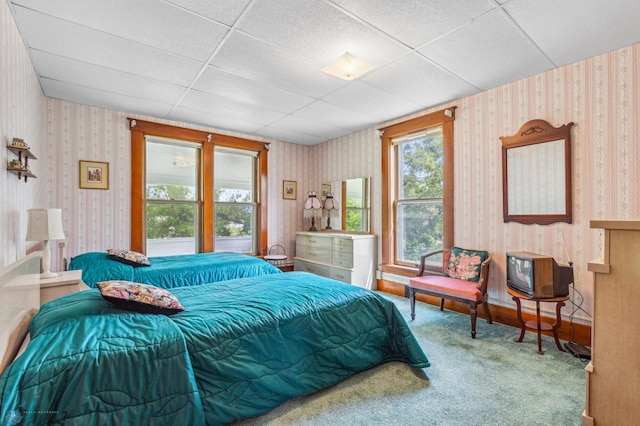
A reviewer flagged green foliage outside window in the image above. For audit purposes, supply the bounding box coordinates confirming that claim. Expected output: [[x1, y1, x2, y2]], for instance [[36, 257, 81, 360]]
[[397, 133, 444, 264], [214, 188, 253, 237], [146, 185, 196, 239]]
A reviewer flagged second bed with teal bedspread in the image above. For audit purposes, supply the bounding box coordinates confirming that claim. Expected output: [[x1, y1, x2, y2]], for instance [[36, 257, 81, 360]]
[[68, 251, 282, 288]]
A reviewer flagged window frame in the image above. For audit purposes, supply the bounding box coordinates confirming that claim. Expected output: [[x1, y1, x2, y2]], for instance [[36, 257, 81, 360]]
[[379, 107, 455, 277], [129, 118, 268, 256]]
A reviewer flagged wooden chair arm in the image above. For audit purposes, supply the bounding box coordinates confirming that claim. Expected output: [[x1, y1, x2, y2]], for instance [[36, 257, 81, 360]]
[[417, 250, 445, 276], [477, 256, 492, 294]]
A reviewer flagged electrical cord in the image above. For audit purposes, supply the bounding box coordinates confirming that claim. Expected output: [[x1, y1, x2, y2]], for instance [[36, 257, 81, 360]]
[[566, 282, 592, 361]]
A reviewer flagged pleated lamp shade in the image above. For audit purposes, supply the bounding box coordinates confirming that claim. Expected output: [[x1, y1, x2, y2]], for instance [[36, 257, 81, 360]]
[[303, 192, 323, 231], [26, 208, 65, 278]]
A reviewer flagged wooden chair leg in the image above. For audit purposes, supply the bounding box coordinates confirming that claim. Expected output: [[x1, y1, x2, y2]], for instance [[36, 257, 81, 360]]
[[439, 298, 445, 311], [470, 302, 478, 339], [483, 302, 493, 324], [409, 288, 416, 320]]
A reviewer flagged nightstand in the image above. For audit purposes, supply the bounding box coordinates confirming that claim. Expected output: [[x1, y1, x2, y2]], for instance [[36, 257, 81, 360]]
[[39, 270, 89, 305]]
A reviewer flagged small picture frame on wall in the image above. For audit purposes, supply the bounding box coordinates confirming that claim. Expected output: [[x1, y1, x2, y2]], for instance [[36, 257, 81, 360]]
[[283, 180, 297, 200], [79, 160, 109, 190]]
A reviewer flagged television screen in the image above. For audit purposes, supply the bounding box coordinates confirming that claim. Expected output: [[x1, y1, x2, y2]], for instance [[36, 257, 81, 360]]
[[507, 255, 534, 295]]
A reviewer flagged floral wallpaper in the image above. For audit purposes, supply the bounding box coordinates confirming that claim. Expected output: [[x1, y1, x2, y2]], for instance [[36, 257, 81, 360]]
[[0, 0, 48, 266], [3, 0, 640, 323]]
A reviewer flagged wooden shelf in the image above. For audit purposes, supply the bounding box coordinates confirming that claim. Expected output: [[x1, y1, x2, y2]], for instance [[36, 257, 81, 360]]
[[7, 145, 37, 160], [7, 142, 37, 182], [7, 168, 37, 181]]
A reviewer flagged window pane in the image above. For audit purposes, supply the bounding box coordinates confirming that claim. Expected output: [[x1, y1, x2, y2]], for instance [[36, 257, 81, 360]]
[[398, 132, 443, 200], [146, 202, 198, 256], [214, 151, 254, 202], [396, 201, 443, 264], [146, 142, 198, 201], [215, 204, 255, 253]]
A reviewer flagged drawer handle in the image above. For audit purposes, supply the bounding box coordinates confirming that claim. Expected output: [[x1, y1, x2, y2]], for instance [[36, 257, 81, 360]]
[[335, 274, 344, 279]]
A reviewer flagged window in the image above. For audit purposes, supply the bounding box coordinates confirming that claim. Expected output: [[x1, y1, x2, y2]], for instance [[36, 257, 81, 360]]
[[380, 108, 455, 276], [129, 119, 268, 256], [214, 148, 257, 253], [145, 138, 200, 256], [394, 127, 443, 265]]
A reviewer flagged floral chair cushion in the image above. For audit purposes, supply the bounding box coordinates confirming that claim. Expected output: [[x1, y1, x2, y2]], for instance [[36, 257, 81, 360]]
[[444, 247, 489, 283], [107, 248, 151, 267], [97, 281, 184, 315]]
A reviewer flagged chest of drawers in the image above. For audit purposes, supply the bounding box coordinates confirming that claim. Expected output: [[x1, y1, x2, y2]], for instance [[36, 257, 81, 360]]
[[294, 232, 376, 289]]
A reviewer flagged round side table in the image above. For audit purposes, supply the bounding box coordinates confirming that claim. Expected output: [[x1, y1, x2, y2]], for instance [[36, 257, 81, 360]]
[[507, 288, 569, 355]]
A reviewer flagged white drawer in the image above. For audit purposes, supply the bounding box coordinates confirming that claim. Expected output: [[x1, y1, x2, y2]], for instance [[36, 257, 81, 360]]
[[330, 268, 351, 284], [294, 259, 331, 278], [296, 234, 332, 249], [332, 250, 353, 268], [296, 245, 332, 264], [333, 237, 353, 252]]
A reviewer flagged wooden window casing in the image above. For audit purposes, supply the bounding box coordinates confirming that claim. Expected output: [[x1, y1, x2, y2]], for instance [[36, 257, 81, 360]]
[[129, 119, 268, 255], [379, 107, 455, 277]]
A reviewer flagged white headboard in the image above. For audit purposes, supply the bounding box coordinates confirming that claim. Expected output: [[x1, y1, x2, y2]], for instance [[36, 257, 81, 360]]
[[0, 252, 41, 375]]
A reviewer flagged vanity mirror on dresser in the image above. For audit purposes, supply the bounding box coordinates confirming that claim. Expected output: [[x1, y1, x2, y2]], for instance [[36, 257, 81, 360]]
[[321, 177, 370, 232], [294, 231, 376, 290]]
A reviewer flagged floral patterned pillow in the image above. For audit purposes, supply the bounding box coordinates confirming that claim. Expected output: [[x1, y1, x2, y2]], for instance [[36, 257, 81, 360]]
[[444, 247, 489, 283], [107, 248, 151, 267], [97, 281, 184, 315]]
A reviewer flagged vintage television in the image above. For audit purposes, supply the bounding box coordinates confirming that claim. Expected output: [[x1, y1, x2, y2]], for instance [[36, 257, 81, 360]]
[[506, 252, 573, 298]]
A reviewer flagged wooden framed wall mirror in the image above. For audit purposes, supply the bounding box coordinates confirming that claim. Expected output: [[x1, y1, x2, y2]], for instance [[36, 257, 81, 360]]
[[501, 119, 574, 225]]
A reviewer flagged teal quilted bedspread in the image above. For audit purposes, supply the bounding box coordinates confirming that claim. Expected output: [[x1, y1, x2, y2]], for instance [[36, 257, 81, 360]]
[[0, 272, 429, 425], [68, 251, 282, 288]]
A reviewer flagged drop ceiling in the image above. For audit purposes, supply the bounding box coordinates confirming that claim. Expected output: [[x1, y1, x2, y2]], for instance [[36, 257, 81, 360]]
[[8, 0, 640, 145]]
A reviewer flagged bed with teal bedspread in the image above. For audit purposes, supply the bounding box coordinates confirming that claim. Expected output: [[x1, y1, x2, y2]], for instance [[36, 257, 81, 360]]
[[68, 251, 282, 288], [0, 272, 429, 425]]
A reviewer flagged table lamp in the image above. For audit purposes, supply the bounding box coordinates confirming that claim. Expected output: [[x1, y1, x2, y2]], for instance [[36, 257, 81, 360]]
[[323, 192, 339, 229], [26, 208, 66, 278], [303, 191, 323, 231]]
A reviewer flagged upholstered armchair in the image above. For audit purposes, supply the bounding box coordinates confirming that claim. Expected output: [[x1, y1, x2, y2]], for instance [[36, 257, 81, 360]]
[[409, 247, 492, 338]]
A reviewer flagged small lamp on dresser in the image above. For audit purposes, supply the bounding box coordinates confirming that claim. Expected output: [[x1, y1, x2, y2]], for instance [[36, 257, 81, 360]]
[[303, 191, 323, 231], [323, 192, 339, 229], [26, 208, 66, 278]]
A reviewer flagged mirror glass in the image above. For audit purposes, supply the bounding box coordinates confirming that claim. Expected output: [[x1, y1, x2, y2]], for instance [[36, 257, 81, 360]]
[[501, 120, 573, 225], [322, 177, 370, 232]]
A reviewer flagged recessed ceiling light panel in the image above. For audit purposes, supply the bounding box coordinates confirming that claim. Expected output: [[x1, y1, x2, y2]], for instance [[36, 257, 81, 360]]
[[322, 52, 374, 81]]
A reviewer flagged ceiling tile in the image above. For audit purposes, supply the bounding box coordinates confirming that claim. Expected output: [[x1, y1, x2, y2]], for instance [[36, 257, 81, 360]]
[[293, 101, 378, 131], [361, 53, 479, 107], [236, 0, 410, 65], [256, 126, 327, 146], [193, 66, 313, 113], [13, 6, 203, 87], [322, 82, 422, 122], [210, 32, 347, 98], [41, 78, 175, 117], [269, 115, 349, 141], [12, 0, 228, 62], [332, 0, 496, 48], [31, 51, 186, 105], [418, 9, 554, 90], [164, 0, 253, 26], [179, 89, 286, 125], [168, 106, 266, 135], [504, 0, 640, 66]]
